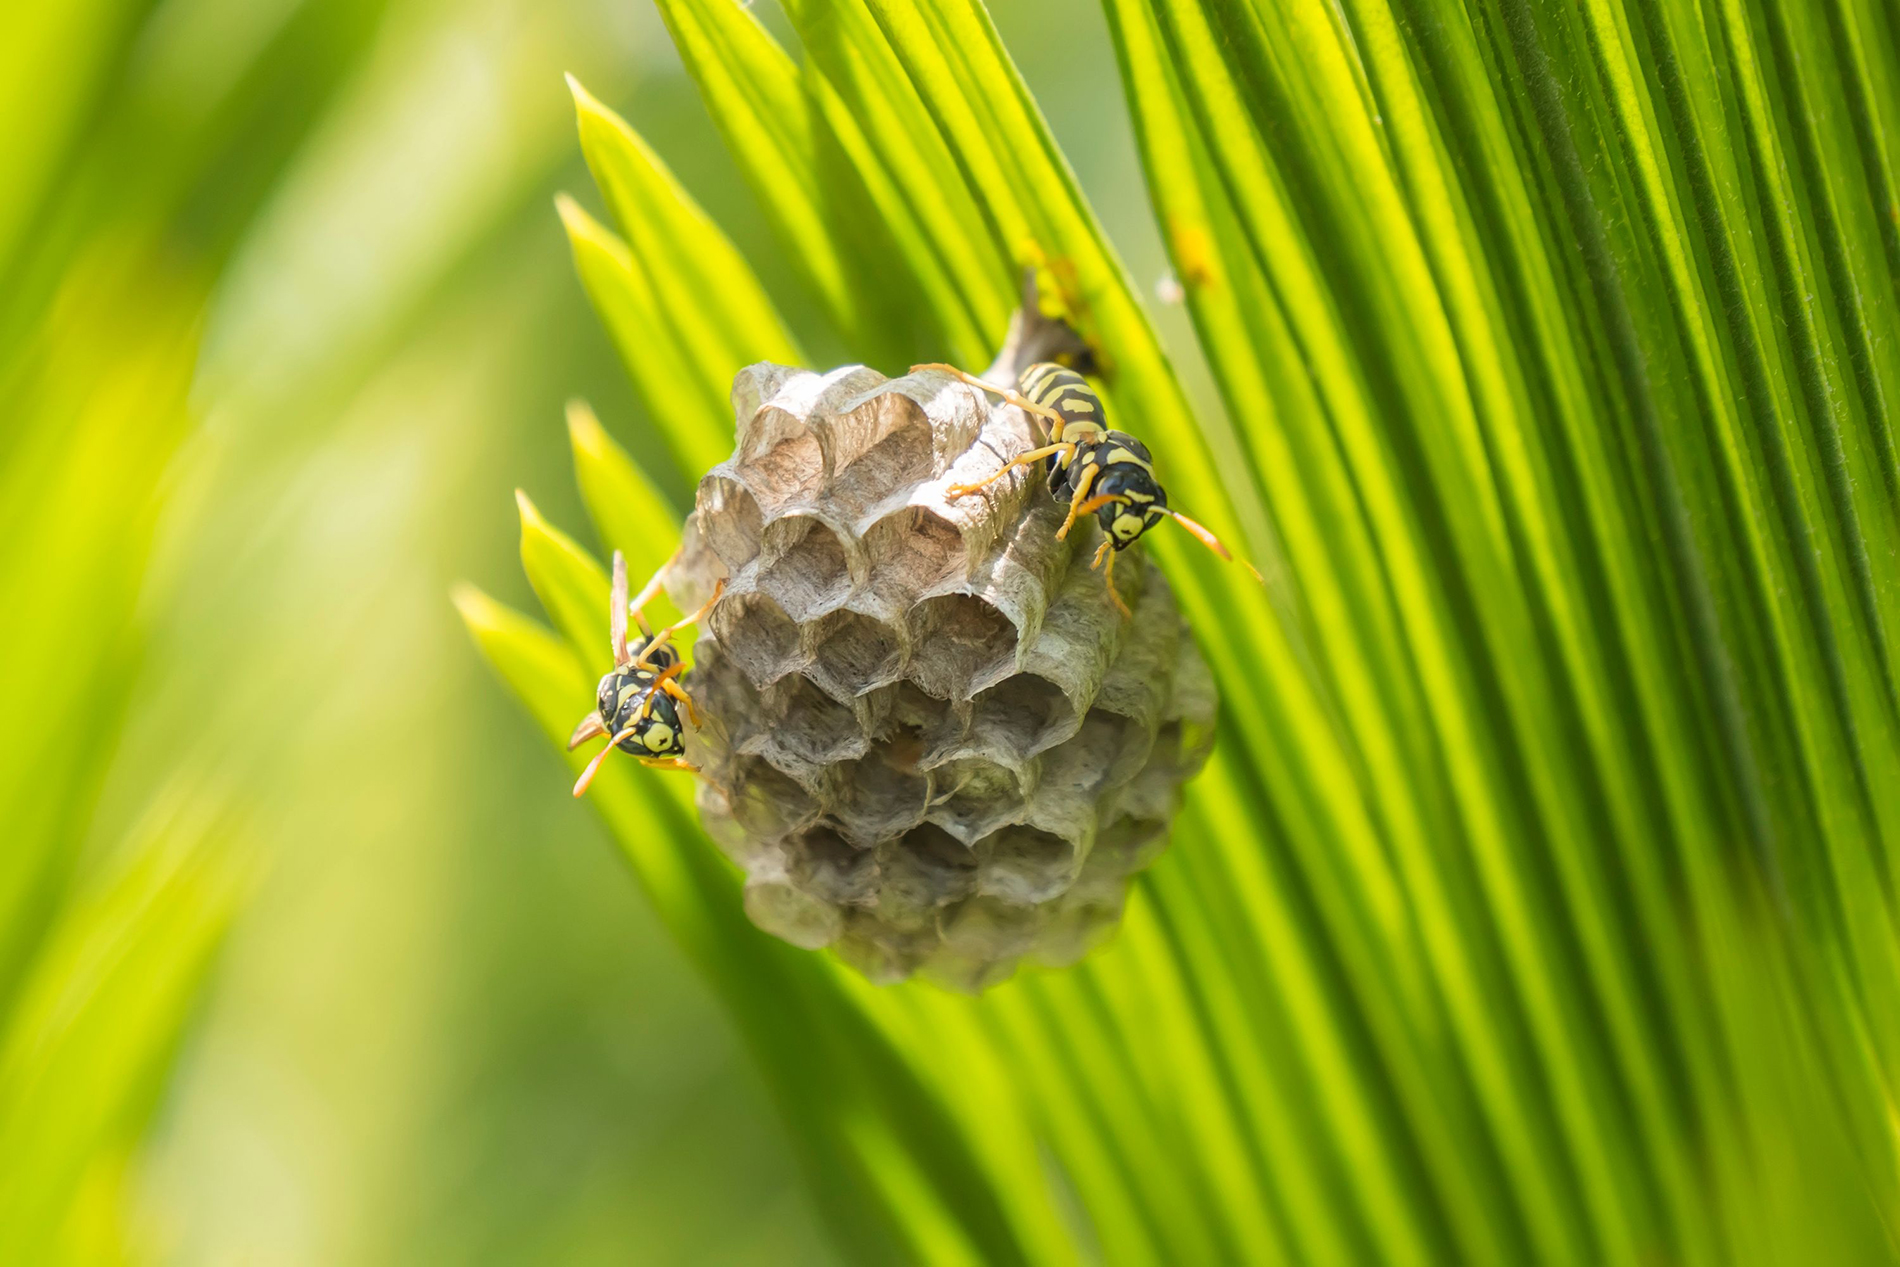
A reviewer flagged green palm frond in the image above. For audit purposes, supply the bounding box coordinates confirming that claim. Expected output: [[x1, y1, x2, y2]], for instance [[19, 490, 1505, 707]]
[[0, 245, 248, 1263], [0, 0, 398, 1254], [463, 0, 1900, 1263]]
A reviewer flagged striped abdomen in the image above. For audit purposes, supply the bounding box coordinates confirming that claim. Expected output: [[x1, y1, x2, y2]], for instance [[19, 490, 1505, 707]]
[[1018, 362, 1106, 441]]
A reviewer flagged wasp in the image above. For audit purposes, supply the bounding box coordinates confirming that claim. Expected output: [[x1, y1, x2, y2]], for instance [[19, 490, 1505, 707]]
[[567, 549, 723, 796], [913, 360, 1233, 616]]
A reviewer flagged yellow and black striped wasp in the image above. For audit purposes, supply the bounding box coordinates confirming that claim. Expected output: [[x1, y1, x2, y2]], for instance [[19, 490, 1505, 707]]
[[914, 360, 1234, 615], [567, 549, 723, 796]]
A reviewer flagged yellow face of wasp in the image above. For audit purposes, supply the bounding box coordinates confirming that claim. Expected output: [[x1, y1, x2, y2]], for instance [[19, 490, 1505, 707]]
[[642, 720, 679, 754], [1109, 508, 1147, 544]]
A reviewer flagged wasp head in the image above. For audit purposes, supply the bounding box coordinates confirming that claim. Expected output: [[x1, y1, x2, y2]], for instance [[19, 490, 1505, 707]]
[[1093, 461, 1170, 551]]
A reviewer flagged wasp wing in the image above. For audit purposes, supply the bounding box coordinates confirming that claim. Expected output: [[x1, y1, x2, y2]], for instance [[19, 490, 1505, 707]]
[[609, 550, 630, 665]]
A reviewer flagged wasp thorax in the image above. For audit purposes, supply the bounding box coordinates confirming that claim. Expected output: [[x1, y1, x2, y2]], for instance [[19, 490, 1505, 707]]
[[664, 349, 1215, 992]]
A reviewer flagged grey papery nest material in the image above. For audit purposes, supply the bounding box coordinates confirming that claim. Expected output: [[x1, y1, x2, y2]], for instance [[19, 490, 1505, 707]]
[[665, 302, 1216, 992]]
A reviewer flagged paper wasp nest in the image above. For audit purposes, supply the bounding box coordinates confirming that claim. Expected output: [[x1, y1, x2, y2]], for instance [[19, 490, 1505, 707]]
[[666, 314, 1215, 992]]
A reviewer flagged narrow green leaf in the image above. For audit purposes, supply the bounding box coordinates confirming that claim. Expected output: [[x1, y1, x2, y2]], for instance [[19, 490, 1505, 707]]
[[557, 193, 734, 480], [777, 0, 1015, 364], [0, 254, 200, 1012], [648, 0, 936, 362], [567, 398, 686, 629], [515, 487, 612, 677], [569, 73, 804, 385], [0, 799, 245, 1262]]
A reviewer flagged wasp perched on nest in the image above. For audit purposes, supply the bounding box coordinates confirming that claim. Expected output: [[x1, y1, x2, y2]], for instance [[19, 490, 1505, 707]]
[[912, 359, 1240, 617], [567, 550, 723, 795]]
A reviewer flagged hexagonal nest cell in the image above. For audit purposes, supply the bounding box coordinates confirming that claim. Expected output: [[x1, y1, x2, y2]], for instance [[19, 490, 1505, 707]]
[[664, 300, 1217, 991]]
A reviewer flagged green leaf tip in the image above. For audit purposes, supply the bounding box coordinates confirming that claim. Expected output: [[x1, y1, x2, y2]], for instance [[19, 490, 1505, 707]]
[[564, 397, 604, 448], [450, 580, 500, 631], [565, 399, 686, 608], [568, 73, 664, 181], [564, 70, 603, 118], [552, 191, 603, 242]]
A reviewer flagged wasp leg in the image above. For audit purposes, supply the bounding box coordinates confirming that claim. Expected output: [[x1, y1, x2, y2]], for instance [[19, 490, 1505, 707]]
[[1091, 539, 1131, 619], [658, 675, 703, 729], [910, 362, 1067, 436], [632, 578, 727, 669], [637, 661, 688, 720], [1054, 464, 1101, 539], [1057, 477, 1121, 542], [945, 442, 1075, 499], [625, 544, 685, 638], [638, 757, 699, 774], [1061, 492, 1123, 540]]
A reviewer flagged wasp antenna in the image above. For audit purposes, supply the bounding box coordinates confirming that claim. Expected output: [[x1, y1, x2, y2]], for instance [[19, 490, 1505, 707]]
[[1168, 510, 1232, 561], [573, 727, 638, 797], [609, 551, 630, 664]]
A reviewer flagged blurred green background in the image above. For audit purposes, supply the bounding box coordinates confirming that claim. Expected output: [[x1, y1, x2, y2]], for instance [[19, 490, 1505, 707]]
[[6, 0, 1181, 1261]]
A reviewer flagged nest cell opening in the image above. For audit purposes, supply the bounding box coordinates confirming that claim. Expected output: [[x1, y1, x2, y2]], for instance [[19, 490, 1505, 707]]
[[977, 825, 1078, 905], [829, 752, 929, 845], [760, 674, 868, 766], [1039, 710, 1146, 802], [697, 474, 765, 570], [758, 516, 853, 621], [863, 507, 964, 598], [905, 593, 1019, 700], [875, 722, 929, 782], [784, 825, 876, 907], [927, 758, 1027, 845], [1034, 888, 1128, 967], [1086, 814, 1169, 878], [1113, 757, 1188, 825], [741, 425, 824, 500], [1154, 718, 1189, 765], [826, 418, 936, 519], [806, 608, 905, 699], [971, 671, 1079, 764], [938, 894, 1046, 960], [682, 640, 759, 743], [835, 912, 941, 985], [872, 824, 979, 930], [708, 590, 803, 687], [727, 758, 818, 843], [870, 684, 966, 770]]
